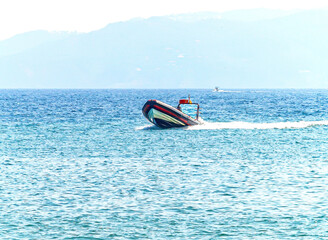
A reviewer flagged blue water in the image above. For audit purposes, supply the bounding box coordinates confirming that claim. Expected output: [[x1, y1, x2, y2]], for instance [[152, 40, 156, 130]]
[[1, 89, 328, 239]]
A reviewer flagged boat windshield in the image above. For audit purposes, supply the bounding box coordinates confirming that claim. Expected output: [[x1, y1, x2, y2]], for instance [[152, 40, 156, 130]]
[[179, 104, 198, 119]]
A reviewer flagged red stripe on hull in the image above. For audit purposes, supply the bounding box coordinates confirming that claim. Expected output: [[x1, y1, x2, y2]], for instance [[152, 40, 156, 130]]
[[143, 104, 150, 113], [154, 105, 190, 125]]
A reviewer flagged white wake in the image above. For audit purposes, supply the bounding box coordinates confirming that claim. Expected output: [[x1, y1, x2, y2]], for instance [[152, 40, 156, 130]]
[[187, 120, 328, 130], [135, 124, 157, 130]]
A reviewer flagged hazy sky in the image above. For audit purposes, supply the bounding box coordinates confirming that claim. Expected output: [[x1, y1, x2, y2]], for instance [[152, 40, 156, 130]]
[[1, 0, 328, 40]]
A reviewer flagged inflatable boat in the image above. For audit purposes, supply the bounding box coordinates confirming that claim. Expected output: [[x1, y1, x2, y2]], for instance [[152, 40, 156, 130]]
[[142, 97, 201, 128]]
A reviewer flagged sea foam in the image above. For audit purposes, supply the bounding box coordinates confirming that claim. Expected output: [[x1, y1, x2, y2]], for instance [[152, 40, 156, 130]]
[[136, 120, 328, 131], [187, 120, 328, 130]]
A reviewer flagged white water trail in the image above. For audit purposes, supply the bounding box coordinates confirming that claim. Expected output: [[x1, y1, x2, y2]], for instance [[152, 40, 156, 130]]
[[187, 120, 328, 130], [135, 124, 156, 130], [136, 119, 328, 131]]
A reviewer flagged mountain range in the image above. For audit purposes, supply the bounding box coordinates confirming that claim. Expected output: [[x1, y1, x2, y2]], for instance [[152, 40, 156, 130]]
[[1, 9, 328, 89]]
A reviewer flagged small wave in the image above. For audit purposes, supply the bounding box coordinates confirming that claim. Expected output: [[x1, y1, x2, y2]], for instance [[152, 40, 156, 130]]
[[187, 120, 328, 130], [213, 90, 241, 93], [135, 124, 160, 130]]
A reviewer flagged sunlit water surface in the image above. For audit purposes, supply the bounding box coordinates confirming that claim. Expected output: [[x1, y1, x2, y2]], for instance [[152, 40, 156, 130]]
[[1, 89, 328, 239]]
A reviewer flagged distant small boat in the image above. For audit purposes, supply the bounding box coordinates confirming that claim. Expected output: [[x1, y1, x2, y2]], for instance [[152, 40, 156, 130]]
[[142, 96, 201, 129], [213, 87, 224, 92]]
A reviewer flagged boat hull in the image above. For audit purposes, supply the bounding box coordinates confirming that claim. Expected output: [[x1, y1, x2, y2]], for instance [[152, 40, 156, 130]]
[[142, 100, 200, 128]]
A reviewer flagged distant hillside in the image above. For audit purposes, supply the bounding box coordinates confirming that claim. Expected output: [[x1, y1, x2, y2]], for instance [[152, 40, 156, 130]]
[[0, 9, 328, 89], [0, 30, 75, 58]]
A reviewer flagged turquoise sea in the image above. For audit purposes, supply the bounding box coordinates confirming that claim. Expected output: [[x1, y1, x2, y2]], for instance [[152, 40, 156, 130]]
[[1, 89, 328, 239]]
